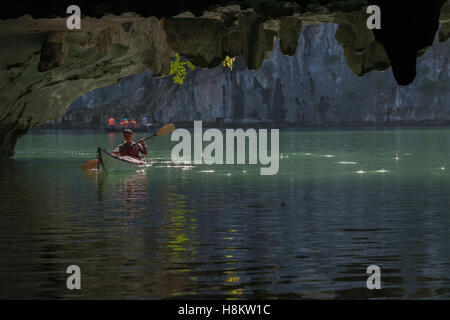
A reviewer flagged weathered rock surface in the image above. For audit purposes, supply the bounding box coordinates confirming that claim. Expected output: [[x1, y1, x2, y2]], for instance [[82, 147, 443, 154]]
[[0, 16, 171, 157], [65, 23, 450, 128], [37, 31, 69, 72], [440, 1, 450, 41], [334, 10, 390, 76], [279, 16, 303, 55], [163, 8, 277, 70]]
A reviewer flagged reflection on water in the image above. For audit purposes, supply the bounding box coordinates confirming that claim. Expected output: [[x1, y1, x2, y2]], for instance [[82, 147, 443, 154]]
[[96, 172, 149, 212], [1, 127, 450, 299]]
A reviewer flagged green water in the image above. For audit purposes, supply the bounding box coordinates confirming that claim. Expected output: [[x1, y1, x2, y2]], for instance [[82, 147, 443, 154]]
[[1, 127, 450, 299]]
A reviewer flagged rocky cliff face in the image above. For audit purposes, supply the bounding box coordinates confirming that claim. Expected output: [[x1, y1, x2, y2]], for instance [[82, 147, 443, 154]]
[[0, 7, 331, 157], [0, 15, 172, 157], [66, 23, 450, 126]]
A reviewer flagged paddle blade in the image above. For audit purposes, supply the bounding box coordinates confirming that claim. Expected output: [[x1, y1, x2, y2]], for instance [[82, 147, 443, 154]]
[[157, 123, 175, 136], [81, 159, 99, 170]]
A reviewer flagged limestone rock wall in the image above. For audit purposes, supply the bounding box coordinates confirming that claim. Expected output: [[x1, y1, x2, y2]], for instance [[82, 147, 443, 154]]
[[65, 23, 450, 127]]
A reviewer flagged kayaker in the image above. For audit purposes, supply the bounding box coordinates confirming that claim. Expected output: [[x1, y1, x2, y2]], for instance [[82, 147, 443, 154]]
[[113, 129, 148, 160]]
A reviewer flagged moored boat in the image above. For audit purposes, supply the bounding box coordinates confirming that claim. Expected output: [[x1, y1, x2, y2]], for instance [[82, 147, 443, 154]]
[[106, 124, 154, 132]]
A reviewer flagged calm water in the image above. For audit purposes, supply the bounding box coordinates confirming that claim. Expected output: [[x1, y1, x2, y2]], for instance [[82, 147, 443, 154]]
[[1, 127, 450, 299]]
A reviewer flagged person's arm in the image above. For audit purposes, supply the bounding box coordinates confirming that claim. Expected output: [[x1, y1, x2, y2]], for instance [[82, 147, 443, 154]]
[[113, 144, 122, 155], [139, 139, 148, 155]]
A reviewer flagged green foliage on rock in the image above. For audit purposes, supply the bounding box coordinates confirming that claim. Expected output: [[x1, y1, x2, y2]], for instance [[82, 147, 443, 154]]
[[335, 9, 391, 76], [439, 22, 450, 42], [169, 53, 195, 85], [279, 16, 303, 56]]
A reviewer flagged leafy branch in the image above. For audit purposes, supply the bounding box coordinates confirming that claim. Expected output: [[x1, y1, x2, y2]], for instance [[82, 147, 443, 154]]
[[222, 56, 236, 71], [169, 53, 195, 85]]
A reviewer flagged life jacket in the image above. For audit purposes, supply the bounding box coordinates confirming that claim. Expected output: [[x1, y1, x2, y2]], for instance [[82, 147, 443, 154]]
[[108, 118, 115, 126], [115, 142, 148, 159]]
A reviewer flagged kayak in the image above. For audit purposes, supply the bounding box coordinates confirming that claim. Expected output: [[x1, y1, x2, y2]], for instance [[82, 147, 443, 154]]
[[97, 148, 147, 172]]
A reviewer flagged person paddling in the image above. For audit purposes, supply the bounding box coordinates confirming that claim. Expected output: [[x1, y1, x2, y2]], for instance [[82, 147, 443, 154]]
[[113, 129, 148, 160]]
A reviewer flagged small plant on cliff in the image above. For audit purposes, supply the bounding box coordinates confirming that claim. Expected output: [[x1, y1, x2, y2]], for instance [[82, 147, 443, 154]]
[[169, 53, 195, 85], [222, 56, 236, 71]]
